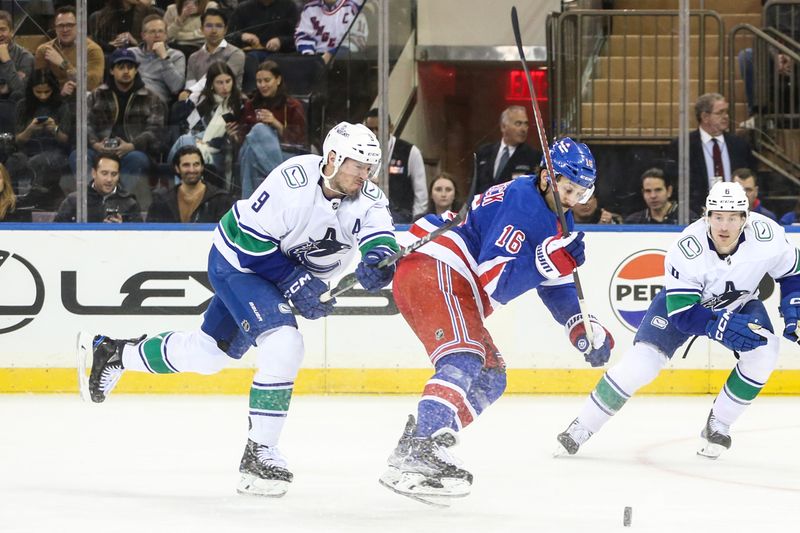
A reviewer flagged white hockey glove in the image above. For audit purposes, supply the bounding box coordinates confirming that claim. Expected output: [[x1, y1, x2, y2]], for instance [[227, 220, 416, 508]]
[[565, 313, 615, 367]]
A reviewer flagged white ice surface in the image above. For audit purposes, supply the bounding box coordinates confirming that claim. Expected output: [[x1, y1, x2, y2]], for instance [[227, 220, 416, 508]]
[[1, 394, 798, 533]]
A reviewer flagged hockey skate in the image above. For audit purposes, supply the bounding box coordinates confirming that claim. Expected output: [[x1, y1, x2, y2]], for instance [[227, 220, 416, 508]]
[[379, 422, 471, 508], [237, 439, 293, 497], [697, 410, 731, 459], [76, 332, 143, 403], [554, 418, 593, 457]]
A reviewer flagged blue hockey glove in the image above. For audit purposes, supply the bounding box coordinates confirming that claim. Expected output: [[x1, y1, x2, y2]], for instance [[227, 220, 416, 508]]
[[276, 267, 335, 320], [780, 293, 800, 343], [355, 247, 396, 292], [705, 310, 767, 352], [565, 313, 615, 367], [534, 232, 586, 280]]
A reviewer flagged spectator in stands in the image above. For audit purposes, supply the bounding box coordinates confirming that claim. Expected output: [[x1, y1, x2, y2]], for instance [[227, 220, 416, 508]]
[[363, 108, 427, 223], [80, 48, 166, 198], [572, 195, 622, 224], [169, 61, 243, 188], [0, 162, 33, 222], [780, 197, 800, 225], [475, 105, 541, 194], [238, 60, 306, 198], [732, 167, 777, 221], [131, 14, 186, 105], [669, 93, 756, 214], [89, 0, 162, 54], [6, 70, 71, 201], [35, 6, 105, 95], [147, 145, 232, 221], [0, 10, 34, 103], [426, 172, 461, 216], [164, 0, 218, 58], [55, 154, 142, 222], [624, 168, 696, 224], [228, 0, 297, 53], [295, 0, 366, 65], [184, 8, 245, 90]]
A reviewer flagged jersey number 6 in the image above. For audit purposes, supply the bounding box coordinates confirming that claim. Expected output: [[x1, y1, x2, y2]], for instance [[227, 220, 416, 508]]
[[495, 225, 525, 254]]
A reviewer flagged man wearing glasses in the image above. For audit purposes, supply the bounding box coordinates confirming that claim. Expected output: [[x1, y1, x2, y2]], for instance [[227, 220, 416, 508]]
[[34, 6, 105, 96], [184, 8, 245, 91], [131, 14, 186, 105], [669, 92, 756, 215]]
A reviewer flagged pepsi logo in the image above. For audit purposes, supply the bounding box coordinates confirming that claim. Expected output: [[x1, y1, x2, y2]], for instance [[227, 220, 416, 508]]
[[608, 249, 666, 332]]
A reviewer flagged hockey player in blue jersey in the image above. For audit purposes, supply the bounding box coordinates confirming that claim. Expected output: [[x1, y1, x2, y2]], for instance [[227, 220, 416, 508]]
[[556, 181, 800, 460], [379, 138, 617, 505], [77, 122, 399, 498]]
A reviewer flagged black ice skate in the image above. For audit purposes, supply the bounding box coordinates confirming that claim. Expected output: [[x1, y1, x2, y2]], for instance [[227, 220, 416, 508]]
[[380, 427, 471, 507], [697, 410, 732, 459], [237, 439, 293, 497], [555, 418, 593, 457], [76, 332, 143, 403]]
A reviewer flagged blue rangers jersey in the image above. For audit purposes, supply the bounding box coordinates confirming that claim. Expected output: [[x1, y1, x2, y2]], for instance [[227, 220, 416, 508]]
[[407, 177, 582, 322], [213, 154, 398, 284]]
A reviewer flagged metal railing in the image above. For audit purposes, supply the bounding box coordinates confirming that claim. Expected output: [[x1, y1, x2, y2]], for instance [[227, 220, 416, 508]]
[[549, 9, 724, 141]]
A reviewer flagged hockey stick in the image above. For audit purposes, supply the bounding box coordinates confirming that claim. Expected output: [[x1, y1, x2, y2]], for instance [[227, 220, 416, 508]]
[[320, 154, 479, 303], [511, 6, 593, 338]]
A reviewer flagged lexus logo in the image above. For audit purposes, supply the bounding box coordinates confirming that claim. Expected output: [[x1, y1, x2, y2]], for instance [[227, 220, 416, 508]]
[[0, 250, 45, 334]]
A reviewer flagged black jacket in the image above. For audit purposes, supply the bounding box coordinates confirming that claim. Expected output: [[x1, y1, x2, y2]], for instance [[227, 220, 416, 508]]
[[669, 130, 756, 214], [54, 183, 142, 222], [475, 141, 541, 194], [146, 181, 233, 223]]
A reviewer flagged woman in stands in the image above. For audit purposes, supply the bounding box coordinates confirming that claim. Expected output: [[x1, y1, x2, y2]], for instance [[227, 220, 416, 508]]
[[6, 69, 71, 211], [237, 60, 306, 198], [168, 61, 243, 190], [426, 172, 461, 216], [0, 163, 32, 222], [164, 0, 218, 58]]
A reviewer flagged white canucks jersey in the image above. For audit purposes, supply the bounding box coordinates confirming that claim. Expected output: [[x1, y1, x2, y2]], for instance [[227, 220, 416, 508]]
[[664, 213, 800, 320], [295, 0, 367, 55], [213, 154, 397, 283]]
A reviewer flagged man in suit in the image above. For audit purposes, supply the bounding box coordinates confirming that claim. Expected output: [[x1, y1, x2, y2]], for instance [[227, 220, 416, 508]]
[[670, 93, 756, 214], [475, 105, 542, 194]]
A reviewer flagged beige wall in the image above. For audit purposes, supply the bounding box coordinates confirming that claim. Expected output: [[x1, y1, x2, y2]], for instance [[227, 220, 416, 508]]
[[416, 0, 560, 47]]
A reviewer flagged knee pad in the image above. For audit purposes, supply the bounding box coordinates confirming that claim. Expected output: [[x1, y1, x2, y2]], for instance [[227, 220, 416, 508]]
[[606, 342, 667, 396], [434, 352, 484, 390], [255, 326, 304, 379]]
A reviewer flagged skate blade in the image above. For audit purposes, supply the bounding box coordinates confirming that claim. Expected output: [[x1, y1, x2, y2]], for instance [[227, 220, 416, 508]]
[[697, 441, 725, 460], [379, 469, 470, 508], [552, 434, 578, 457], [237, 474, 289, 498], [76, 331, 92, 402], [378, 478, 452, 508]]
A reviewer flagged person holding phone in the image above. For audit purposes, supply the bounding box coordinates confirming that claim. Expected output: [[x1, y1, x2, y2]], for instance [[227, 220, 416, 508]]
[[5, 69, 72, 208], [168, 61, 243, 190]]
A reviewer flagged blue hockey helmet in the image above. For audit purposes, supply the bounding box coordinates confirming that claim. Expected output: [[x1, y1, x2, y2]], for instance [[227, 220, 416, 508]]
[[542, 137, 597, 203]]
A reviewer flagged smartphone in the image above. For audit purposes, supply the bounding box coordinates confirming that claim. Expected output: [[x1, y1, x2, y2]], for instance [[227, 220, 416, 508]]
[[35, 116, 48, 123], [104, 138, 120, 149], [222, 112, 236, 123], [105, 207, 120, 216]]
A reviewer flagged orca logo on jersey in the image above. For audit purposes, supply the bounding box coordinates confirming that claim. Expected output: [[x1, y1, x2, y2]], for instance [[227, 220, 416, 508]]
[[609, 250, 666, 332], [700, 289, 749, 311], [287, 228, 351, 274], [0, 250, 45, 334]]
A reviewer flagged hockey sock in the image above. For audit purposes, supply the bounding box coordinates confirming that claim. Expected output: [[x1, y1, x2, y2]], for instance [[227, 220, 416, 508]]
[[248, 326, 304, 446], [712, 333, 778, 426], [464, 367, 507, 423], [416, 352, 484, 437], [578, 342, 666, 433], [121, 330, 229, 374]]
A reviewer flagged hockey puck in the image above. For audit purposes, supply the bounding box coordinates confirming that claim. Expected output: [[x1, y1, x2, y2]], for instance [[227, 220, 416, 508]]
[[623, 506, 632, 527]]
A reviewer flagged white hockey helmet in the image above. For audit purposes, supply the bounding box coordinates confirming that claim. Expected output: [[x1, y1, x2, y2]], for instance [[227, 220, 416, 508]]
[[321, 122, 382, 184], [705, 181, 749, 235]]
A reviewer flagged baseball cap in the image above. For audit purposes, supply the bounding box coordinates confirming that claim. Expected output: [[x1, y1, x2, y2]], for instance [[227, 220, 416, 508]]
[[109, 48, 139, 66]]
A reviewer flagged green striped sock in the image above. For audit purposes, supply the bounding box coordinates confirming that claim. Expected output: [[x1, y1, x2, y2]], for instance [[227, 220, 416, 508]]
[[139, 332, 178, 374]]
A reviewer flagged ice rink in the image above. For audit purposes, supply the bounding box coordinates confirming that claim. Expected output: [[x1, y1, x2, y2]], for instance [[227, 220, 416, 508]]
[[1, 393, 798, 533]]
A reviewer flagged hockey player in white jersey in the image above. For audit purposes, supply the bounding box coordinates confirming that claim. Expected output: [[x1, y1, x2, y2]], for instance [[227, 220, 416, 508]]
[[294, 0, 367, 64], [77, 122, 399, 497], [556, 181, 800, 459]]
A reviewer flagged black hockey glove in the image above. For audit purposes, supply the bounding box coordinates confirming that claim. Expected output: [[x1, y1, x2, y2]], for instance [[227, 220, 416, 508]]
[[277, 267, 335, 320]]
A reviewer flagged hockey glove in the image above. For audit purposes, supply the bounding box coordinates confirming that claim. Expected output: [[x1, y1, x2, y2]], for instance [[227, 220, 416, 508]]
[[355, 247, 396, 292], [534, 232, 586, 280], [276, 267, 335, 320], [779, 292, 800, 343], [705, 310, 767, 352], [565, 313, 615, 367]]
